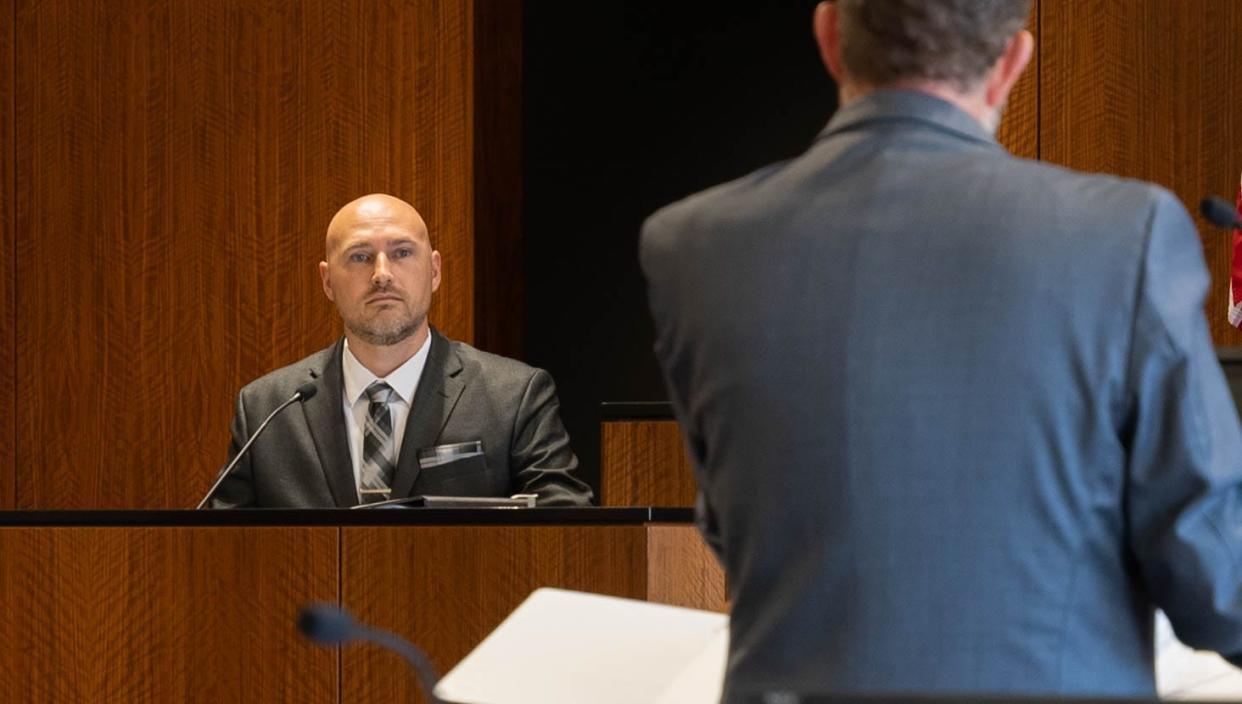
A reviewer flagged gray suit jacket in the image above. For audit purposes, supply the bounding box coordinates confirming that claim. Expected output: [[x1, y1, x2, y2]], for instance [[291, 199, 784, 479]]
[[211, 329, 592, 508], [641, 91, 1242, 699]]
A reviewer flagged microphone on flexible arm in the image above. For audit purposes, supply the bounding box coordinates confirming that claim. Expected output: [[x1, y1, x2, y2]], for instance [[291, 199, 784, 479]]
[[298, 604, 443, 703], [1200, 195, 1242, 230], [195, 382, 319, 509]]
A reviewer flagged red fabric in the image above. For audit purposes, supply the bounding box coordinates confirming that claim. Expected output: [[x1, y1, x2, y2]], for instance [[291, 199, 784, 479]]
[[1232, 174, 1242, 327]]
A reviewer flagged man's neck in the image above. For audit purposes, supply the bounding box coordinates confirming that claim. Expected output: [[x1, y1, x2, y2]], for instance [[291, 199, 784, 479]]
[[840, 80, 997, 133], [345, 325, 429, 378]]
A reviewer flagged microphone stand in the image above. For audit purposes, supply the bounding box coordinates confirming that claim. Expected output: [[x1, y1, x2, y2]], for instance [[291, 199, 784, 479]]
[[195, 387, 314, 509], [299, 604, 443, 703]]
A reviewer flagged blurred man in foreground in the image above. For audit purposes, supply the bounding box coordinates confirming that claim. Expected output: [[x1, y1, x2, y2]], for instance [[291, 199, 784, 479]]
[[641, 0, 1242, 699]]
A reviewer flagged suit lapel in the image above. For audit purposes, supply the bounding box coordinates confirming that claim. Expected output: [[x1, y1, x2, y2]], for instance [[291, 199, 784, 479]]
[[301, 339, 360, 507], [389, 330, 467, 498]]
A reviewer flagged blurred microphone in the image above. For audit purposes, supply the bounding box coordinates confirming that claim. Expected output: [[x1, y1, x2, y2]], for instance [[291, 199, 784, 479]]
[[1200, 195, 1242, 230], [299, 604, 442, 703], [195, 382, 319, 509]]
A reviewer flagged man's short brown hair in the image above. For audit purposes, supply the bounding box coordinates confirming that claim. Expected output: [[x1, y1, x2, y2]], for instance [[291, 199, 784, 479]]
[[837, 0, 1030, 91]]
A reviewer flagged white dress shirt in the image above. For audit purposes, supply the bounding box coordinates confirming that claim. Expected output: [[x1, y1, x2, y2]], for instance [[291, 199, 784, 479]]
[[340, 334, 432, 493]]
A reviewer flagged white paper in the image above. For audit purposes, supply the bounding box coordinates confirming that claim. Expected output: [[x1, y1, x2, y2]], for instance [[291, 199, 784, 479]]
[[434, 588, 727, 704], [1156, 611, 1242, 699], [437, 594, 1242, 703], [652, 625, 728, 704]]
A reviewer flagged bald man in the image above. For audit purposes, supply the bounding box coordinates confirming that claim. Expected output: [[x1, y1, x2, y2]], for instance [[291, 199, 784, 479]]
[[210, 194, 592, 508]]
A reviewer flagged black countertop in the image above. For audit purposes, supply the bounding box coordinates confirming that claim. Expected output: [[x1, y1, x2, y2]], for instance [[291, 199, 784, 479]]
[[0, 506, 695, 527]]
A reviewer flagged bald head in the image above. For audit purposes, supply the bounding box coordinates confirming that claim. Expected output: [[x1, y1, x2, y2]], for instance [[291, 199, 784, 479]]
[[319, 193, 442, 355], [325, 193, 430, 256]]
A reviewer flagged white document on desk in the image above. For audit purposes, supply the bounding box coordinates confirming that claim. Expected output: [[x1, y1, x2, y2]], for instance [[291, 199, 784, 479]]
[[1156, 610, 1242, 699], [436, 594, 1242, 703], [434, 588, 728, 704]]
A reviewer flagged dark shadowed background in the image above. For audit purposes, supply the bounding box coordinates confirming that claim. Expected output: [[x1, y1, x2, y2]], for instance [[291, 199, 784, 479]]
[[524, 1, 838, 495]]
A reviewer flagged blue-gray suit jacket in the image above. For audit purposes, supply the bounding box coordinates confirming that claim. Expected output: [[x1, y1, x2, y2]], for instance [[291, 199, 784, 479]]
[[640, 90, 1242, 699]]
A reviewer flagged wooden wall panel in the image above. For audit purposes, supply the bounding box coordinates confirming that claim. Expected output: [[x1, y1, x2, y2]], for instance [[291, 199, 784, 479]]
[[472, 0, 524, 358], [996, 0, 1039, 160], [600, 420, 695, 507], [646, 524, 727, 613], [1041, 0, 1242, 345], [14, 0, 473, 508], [0, 526, 338, 702], [0, 0, 12, 510], [341, 525, 649, 704]]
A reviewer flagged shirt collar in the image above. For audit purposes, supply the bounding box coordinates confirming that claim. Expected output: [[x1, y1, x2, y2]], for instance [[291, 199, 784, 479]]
[[816, 89, 1000, 150], [341, 333, 433, 406]]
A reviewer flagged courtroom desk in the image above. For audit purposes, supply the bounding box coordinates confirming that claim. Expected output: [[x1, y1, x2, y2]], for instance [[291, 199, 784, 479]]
[[0, 508, 724, 704]]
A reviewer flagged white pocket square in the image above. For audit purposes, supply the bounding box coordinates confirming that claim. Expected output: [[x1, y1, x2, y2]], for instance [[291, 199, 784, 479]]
[[418, 440, 485, 469]]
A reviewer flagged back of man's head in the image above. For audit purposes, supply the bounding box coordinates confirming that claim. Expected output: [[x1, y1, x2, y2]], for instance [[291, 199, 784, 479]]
[[837, 0, 1030, 91]]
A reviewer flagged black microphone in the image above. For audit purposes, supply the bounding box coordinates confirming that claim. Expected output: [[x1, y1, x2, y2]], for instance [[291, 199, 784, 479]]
[[195, 382, 319, 509], [299, 604, 442, 703], [1200, 195, 1242, 230]]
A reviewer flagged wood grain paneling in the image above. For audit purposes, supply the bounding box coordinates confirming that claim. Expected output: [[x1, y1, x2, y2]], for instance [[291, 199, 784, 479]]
[[646, 524, 727, 613], [342, 525, 649, 704], [1041, 0, 1242, 345], [472, 0, 524, 358], [995, 0, 1039, 160], [14, 0, 473, 508], [601, 420, 695, 507], [0, 526, 338, 702], [0, 0, 13, 510]]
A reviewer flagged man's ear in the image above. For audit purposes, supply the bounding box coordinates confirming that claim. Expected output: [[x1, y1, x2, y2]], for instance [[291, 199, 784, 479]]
[[430, 250, 442, 293], [813, 1, 845, 83], [319, 261, 334, 302], [986, 29, 1034, 109]]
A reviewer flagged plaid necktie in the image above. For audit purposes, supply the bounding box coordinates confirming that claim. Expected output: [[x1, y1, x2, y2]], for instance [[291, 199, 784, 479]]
[[358, 381, 398, 503]]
